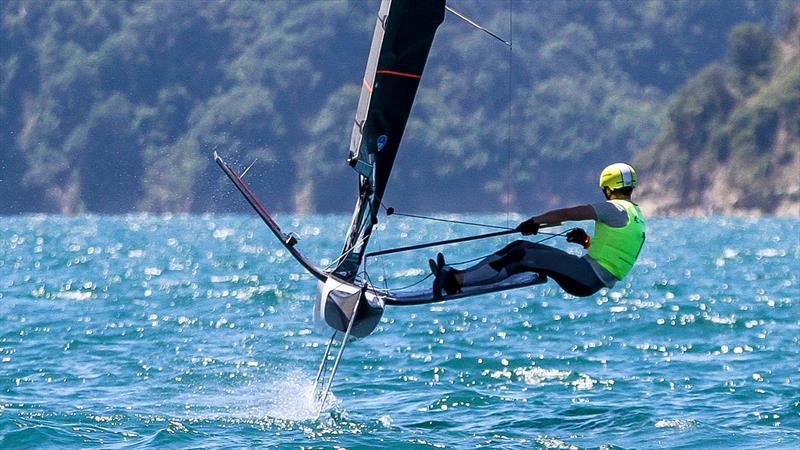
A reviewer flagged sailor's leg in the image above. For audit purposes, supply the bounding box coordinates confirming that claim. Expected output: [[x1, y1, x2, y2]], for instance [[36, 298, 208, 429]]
[[514, 242, 605, 297], [449, 240, 605, 297], [455, 240, 532, 287]]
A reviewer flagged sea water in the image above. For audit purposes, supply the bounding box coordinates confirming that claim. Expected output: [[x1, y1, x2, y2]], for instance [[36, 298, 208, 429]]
[[0, 215, 798, 449]]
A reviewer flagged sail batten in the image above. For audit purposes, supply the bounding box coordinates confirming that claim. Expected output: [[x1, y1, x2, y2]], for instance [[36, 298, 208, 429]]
[[335, 0, 446, 280]]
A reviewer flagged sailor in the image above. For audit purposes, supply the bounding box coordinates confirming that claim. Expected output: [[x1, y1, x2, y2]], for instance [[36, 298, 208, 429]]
[[431, 163, 646, 298]]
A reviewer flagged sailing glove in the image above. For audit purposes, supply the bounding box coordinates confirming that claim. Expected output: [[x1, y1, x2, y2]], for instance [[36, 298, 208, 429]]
[[566, 227, 591, 249], [516, 218, 540, 235]]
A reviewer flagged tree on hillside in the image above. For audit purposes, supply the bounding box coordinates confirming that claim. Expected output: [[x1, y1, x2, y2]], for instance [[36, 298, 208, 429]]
[[728, 23, 777, 90]]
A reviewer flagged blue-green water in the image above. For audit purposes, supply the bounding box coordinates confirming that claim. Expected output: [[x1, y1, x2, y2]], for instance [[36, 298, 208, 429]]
[[1, 215, 798, 449]]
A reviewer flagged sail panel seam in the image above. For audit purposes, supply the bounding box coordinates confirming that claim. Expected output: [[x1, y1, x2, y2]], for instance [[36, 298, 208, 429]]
[[375, 69, 422, 79]]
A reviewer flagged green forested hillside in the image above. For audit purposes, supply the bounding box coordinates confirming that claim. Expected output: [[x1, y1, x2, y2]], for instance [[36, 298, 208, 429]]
[[0, 0, 791, 214], [635, 10, 800, 216]]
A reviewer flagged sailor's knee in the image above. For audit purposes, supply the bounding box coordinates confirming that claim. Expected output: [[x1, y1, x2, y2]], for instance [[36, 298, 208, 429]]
[[497, 240, 536, 260]]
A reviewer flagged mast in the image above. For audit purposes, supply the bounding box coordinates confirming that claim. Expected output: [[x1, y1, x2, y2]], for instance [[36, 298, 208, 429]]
[[334, 0, 446, 280]]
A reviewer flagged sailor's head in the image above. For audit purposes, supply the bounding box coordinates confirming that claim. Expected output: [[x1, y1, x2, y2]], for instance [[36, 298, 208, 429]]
[[599, 163, 637, 199]]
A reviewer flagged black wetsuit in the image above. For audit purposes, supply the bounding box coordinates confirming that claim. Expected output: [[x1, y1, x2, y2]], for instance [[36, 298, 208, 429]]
[[456, 240, 605, 297]]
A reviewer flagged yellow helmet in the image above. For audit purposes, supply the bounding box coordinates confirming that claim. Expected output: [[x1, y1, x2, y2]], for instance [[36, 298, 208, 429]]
[[599, 163, 637, 190]]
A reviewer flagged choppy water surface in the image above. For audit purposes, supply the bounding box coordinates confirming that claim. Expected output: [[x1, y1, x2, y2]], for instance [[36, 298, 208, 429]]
[[1, 215, 798, 449]]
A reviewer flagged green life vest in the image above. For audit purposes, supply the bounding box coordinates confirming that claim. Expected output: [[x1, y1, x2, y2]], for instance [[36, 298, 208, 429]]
[[588, 200, 646, 280]]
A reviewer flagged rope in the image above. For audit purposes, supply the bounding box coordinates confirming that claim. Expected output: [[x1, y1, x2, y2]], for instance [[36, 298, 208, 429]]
[[322, 232, 372, 272], [378, 272, 434, 292], [446, 228, 570, 267]]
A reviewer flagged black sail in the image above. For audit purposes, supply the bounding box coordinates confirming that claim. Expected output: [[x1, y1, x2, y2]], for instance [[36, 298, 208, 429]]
[[335, 0, 445, 280]]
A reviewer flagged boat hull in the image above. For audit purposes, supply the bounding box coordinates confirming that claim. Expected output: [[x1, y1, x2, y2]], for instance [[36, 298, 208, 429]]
[[315, 277, 385, 338]]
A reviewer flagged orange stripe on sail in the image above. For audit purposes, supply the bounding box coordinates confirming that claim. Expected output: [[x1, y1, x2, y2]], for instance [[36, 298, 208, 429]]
[[362, 77, 373, 93], [376, 70, 422, 79]]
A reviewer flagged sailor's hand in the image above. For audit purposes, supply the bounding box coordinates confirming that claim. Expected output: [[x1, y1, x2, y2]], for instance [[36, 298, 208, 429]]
[[516, 218, 540, 235], [566, 227, 591, 249]]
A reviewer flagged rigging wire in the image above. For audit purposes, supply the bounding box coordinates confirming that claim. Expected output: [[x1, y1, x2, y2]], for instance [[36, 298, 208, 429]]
[[380, 203, 568, 238], [365, 225, 566, 258], [385, 273, 434, 292], [240, 158, 258, 178], [505, 0, 514, 234], [381, 203, 511, 230], [322, 232, 372, 273], [445, 5, 511, 46], [367, 222, 390, 290], [442, 229, 569, 268]]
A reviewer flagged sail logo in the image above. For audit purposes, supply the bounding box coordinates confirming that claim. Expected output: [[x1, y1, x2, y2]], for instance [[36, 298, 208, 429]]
[[377, 135, 388, 152]]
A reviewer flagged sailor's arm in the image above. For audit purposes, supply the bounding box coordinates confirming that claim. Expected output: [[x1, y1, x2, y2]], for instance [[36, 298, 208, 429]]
[[517, 204, 597, 235], [533, 205, 596, 225]]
